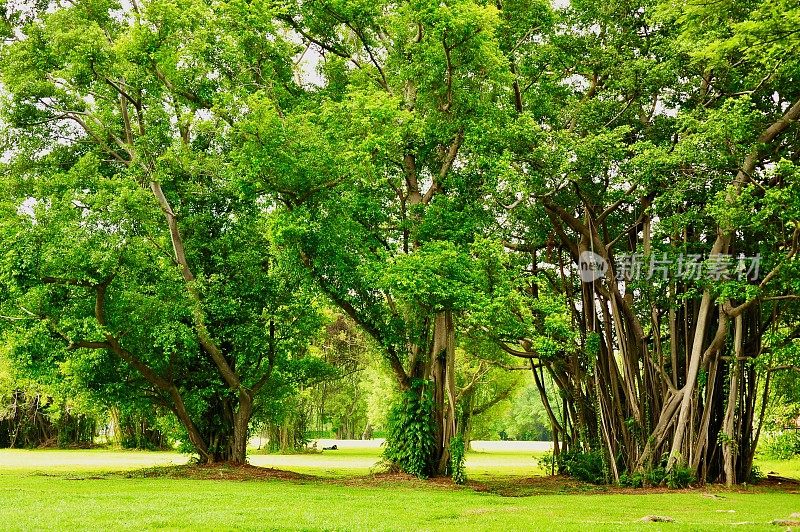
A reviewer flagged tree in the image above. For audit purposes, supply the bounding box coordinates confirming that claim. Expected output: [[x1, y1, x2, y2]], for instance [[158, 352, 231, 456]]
[[247, 0, 525, 476], [307, 313, 372, 440], [0, 344, 100, 448], [0, 0, 323, 463], [453, 349, 521, 446], [491, 0, 800, 484], [1, 0, 795, 484]]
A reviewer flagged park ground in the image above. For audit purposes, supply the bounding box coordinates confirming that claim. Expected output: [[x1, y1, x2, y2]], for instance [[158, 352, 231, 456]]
[[0, 444, 798, 530]]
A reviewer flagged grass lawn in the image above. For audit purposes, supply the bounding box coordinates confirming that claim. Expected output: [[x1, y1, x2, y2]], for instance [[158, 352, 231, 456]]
[[247, 447, 546, 479], [756, 456, 800, 480], [0, 448, 798, 530]]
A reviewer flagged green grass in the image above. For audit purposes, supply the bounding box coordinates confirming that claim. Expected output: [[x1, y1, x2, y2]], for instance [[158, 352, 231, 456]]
[[248, 447, 383, 478], [0, 448, 798, 530], [246, 447, 546, 479], [755, 456, 800, 480], [0, 448, 187, 472]]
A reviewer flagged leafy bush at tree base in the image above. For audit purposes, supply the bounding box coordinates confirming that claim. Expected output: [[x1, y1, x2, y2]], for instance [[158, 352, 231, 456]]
[[383, 380, 435, 479], [618, 466, 695, 489], [558, 450, 608, 485], [449, 435, 466, 484]]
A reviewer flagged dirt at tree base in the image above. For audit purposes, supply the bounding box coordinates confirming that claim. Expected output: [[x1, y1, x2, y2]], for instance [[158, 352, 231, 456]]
[[107, 465, 800, 498], [121, 463, 317, 481]]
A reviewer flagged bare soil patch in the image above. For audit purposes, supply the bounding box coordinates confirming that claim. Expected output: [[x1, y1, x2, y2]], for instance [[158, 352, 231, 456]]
[[118, 463, 316, 481], [95, 464, 800, 498]]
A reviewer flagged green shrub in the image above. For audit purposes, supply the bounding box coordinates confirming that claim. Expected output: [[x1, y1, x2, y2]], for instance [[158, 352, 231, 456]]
[[748, 465, 763, 484], [759, 431, 800, 460], [618, 471, 644, 488], [644, 466, 667, 486], [639, 464, 695, 488], [449, 434, 466, 484], [559, 449, 608, 484], [665, 464, 695, 489], [382, 379, 435, 479], [619, 462, 695, 489], [538, 451, 555, 475]]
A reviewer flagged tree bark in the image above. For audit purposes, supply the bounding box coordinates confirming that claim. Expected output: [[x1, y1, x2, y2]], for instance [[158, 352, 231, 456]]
[[721, 314, 743, 485], [230, 392, 253, 465], [430, 310, 457, 476]]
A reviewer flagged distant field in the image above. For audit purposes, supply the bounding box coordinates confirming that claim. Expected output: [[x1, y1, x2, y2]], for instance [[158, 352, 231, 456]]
[[0, 449, 188, 472], [248, 443, 547, 478], [0, 445, 798, 530], [756, 457, 800, 480], [0, 444, 546, 479]]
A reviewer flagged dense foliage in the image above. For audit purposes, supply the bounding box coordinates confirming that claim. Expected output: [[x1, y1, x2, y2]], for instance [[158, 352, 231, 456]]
[[0, 0, 797, 484], [383, 379, 436, 478]]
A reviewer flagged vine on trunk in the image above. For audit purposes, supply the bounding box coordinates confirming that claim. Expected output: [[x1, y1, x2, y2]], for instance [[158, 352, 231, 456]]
[[383, 380, 436, 478]]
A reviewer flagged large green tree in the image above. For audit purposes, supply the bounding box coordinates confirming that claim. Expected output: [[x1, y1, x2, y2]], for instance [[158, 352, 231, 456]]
[[491, 0, 800, 484], [0, 0, 323, 463], [1, 0, 796, 484], [241, 0, 538, 475]]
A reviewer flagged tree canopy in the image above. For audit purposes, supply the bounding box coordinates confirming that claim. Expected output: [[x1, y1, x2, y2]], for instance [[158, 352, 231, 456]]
[[0, 0, 798, 484]]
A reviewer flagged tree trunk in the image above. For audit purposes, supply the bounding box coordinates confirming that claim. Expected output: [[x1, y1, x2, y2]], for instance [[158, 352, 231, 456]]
[[721, 315, 742, 485], [667, 291, 720, 469], [430, 310, 457, 476], [229, 393, 252, 465]]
